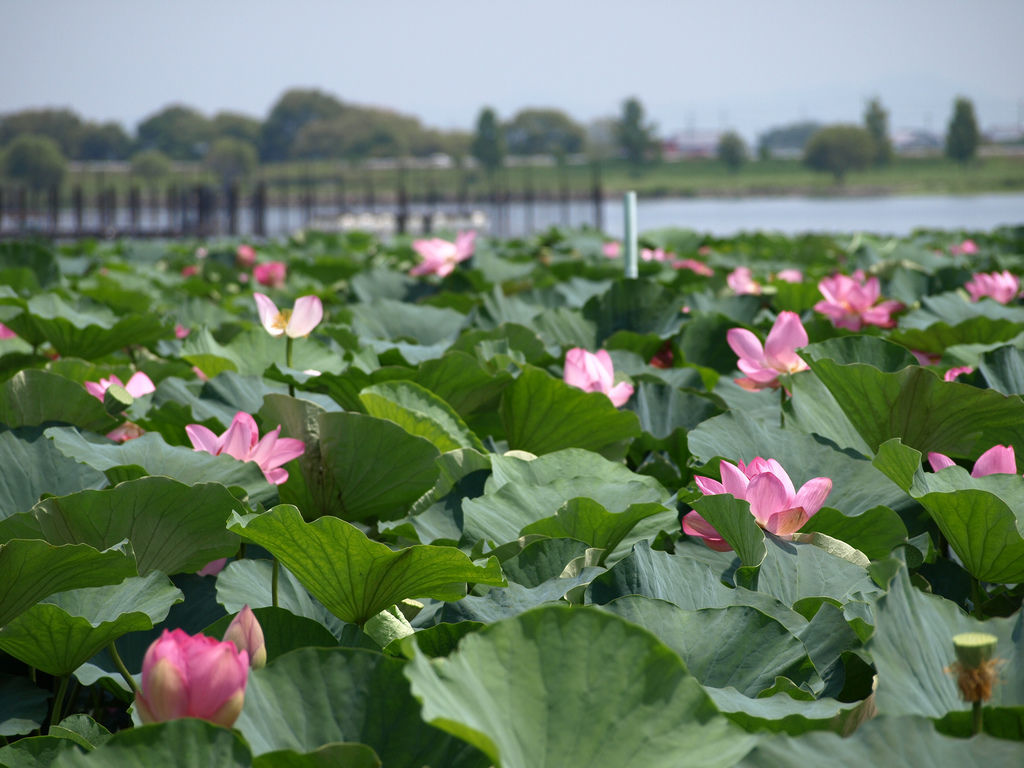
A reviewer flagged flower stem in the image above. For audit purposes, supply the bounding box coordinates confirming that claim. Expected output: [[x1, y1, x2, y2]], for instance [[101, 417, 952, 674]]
[[779, 386, 786, 429], [109, 640, 139, 694], [970, 577, 986, 618], [272, 558, 280, 608], [48, 676, 69, 733], [286, 336, 295, 397], [972, 700, 983, 735]]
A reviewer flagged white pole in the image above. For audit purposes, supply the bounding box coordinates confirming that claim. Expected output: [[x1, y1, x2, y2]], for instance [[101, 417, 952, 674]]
[[623, 191, 638, 279]]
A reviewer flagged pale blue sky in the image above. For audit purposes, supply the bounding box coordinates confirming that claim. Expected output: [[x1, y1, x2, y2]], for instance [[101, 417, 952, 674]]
[[2, 0, 1022, 142]]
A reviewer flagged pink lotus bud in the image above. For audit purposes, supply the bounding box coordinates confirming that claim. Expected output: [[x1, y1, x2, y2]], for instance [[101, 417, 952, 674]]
[[181, 265, 199, 278], [135, 628, 249, 728], [175, 323, 191, 339], [0, 323, 16, 340], [236, 244, 257, 268], [254, 261, 287, 289], [223, 605, 267, 669]]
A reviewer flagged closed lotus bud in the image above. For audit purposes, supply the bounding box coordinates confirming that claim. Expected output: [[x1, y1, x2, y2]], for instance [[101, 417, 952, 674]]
[[135, 628, 249, 728], [224, 605, 267, 669]]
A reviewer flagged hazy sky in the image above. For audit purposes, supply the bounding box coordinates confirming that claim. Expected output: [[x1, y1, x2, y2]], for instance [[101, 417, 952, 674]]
[[2, 0, 1022, 142]]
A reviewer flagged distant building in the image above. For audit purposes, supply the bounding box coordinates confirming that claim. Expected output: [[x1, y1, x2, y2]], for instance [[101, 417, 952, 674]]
[[984, 125, 1024, 144], [662, 131, 723, 160], [891, 128, 942, 156]]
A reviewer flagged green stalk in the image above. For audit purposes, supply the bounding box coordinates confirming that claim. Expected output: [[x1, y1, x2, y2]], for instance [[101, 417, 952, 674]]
[[972, 700, 983, 736], [286, 336, 295, 397], [109, 640, 139, 694], [779, 386, 786, 429], [48, 676, 69, 733], [272, 558, 280, 608], [970, 577, 986, 618]]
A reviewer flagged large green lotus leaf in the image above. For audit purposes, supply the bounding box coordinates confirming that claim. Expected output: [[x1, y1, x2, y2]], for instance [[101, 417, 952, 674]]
[[0, 540, 136, 628], [0, 573, 182, 676], [689, 494, 767, 568], [787, 370, 873, 455], [586, 542, 807, 635], [678, 312, 753, 374], [257, 399, 440, 522], [803, 335, 1024, 457], [203, 606, 339, 664], [500, 366, 641, 457], [359, 380, 484, 452], [0, 477, 244, 576], [45, 427, 278, 508], [251, 743, 382, 768], [582, 279, 686, 342], [437, 568, 601, 624], [49, 718, 251, 768], [228, 505, 505, 625], [349, 298, 467, 346], [688, 409, 910, 515], [706, 686, 869, 736], [181, 327, 344, 378], [889, 316, 1024, 356], [3, 294, 171, 359], [601, 597, 820, 696], [530, 306, 598, 350], [406, 604, 755, 768], [0, 735, 78, 768], [50, 714, 111, 751], [873, 438, 1024, 582], [0, 370, 118, 433], [978, 344, 1024, 395], [0, 674, 49, 736], [462, 451, 670, 548], [449, 323, 551, 366], [870, 567, 1024, 719], [736, 714, 1022, 767], [235, 647, 487, 768], [478, 287, 544, 328], [520, 498, 667, 565], [412, 352, 512, 419], [0, 427, 107, 521], [625, 379, 723, 438], [497, 537, 591, 587], [799, 506, 908, 561], [0, 241, 59, 290], [901, 290, 1024, 329]]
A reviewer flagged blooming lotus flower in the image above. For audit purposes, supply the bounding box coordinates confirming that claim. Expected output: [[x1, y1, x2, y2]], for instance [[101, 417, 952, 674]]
[[671, 258, 714, 276], [181, 265, 199, 278], [944, 366, 974, 382], [174, 323, 191, 339], [236, 244, 257, 268], [950, 239, 979, 255], [682, 457, 832, 550], [641, 247, 670, 262], [814, 270, 903, 331], [775, 269, 804, 283], [727, 311, 809, 391], [84, 372, 156, 401], [965, 271, 1019, 304], [135, 628, 249, 728], [0, 323, 17, 340], [727, 266, 761, 295], [186, 411, 305, 485], [928, 445, 1016, 477], [254, 261, 287, 289], [910, 349, 941, 366], [197, 558, 227, 577], [602, 241, 622, 259], [563, 348, 634, 407], [410, 231, 475, 277], [253, 293, 323, 338], [224, 605, 267, 669]]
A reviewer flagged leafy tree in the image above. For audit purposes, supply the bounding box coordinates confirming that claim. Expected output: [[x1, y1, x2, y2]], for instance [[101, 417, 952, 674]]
[[615, 97, 657, 169], [212, 112, 262, 145], [864, 98, 892, 166], [717, 131, 748, 172], [0, 108, 83, 157], [471, 107, 505, 174], [260, 88, 345, 162], [1, 134, 67, 189], [757, 121, 822, 157], [204, 137, 259, 184], [136, 105, 213, 160], [130, 149, 173, 181], [584, 117, 618, 161], [504, 108, 584, 156], [77, 121, 131, 161], [292, 110, 412, 160], [946, 96, 980, 164], [803, 125, 875, 183]]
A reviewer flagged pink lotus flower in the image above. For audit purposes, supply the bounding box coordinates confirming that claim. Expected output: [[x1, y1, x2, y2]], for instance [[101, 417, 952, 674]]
[[641, 247, 670, 262], [236, 244, 257, 268], [192, 365, 209, 382], [602, 241, 622, 259], [174, 323, 191, 340], [254, 293, 323, 338], [775, 269, 804, 283], [943, 366, 974, 382], [195, 247, 208, 260], [224, 605, 267, 670], [253, 261, 287, 289], [181, 265, 199, 278], [197, 558, 227, 577], [135, 628, 249, 728], [950, 239, 979, 256], [84, 372, 156, 401], [0, 323, 17, 340], [928, 445, 1016, 477], [671, 258, 714, 276], [910, 349, 941, 366], [727, 266, 761, 295], [727, 311, 809, 391], [682, 457, 833, 550], [410, 231, 476, 277], [814, 270, 903, 331], [186, 411, 305, 485], [563, 348, 634, 407], [107, 422, 145, 442], [965, 271, 1019, 304]]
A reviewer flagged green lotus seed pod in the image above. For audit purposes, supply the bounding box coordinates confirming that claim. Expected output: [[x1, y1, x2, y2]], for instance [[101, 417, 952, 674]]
[[953, 632, 997, 669], [103, 384, 134, 416]]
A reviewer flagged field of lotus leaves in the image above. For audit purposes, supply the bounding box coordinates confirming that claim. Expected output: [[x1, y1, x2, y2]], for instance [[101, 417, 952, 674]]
[[1, 223, 1023, 766]]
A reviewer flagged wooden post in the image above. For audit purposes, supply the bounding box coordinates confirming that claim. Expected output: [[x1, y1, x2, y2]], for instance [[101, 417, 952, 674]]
[[17, 188, 27, 233], [129, 186, 141, 235], [252, 181, 266, 237], [72, 186, 84, 234], [396, 169, 408, 235], [48, 186, 59, 235], [591, 163, 604, 233], [559, 164, 570, 228], [524, 166, 535, 235], [227, 183, 239, 236]]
